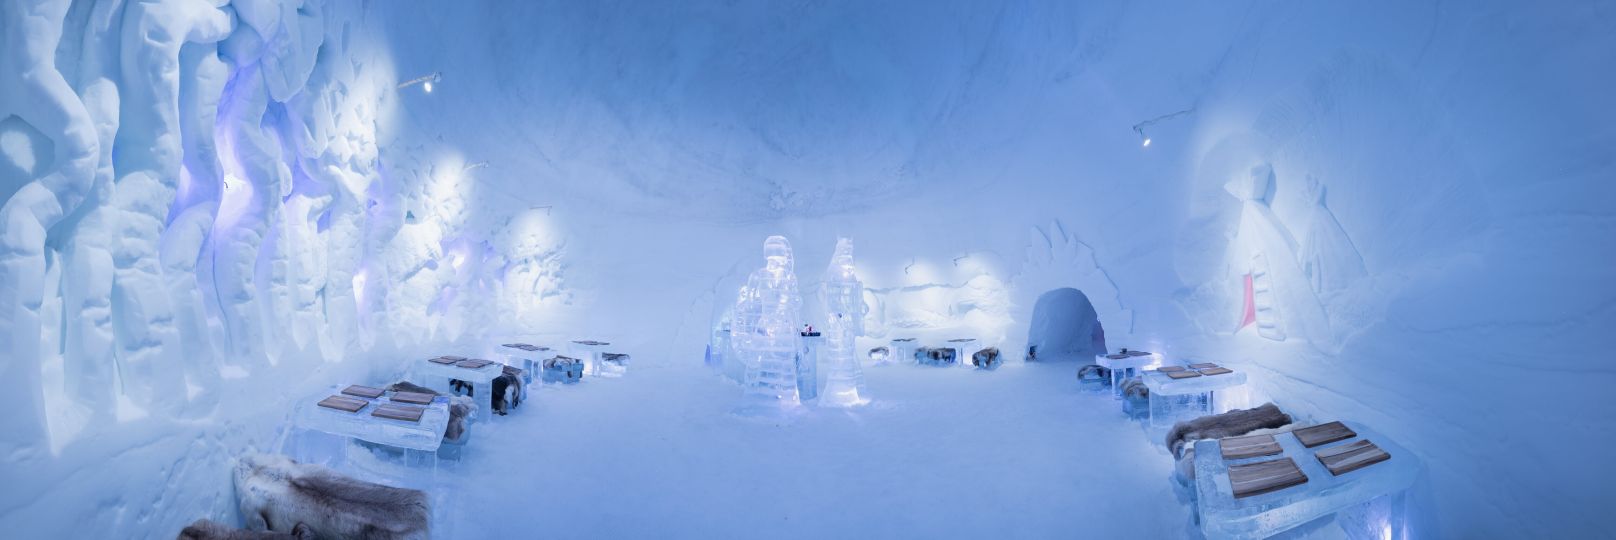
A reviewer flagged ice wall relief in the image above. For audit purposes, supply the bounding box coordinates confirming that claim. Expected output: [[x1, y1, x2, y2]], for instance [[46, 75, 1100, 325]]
[[0, 0, 565, 459]]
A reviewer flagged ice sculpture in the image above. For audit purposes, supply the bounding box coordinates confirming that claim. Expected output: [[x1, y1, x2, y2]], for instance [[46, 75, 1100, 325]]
[[818, 238, 868, 406], [731, 236, 803, 406]]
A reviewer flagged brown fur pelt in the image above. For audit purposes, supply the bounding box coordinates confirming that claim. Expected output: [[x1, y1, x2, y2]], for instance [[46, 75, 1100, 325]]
[[1164, 402, 1292, 458], [177, 519, 311, 540], [387, 381, 475, 441], [234, 454, 430, 540], [1076, 364, 1110, 381], [1119, 377, 1149, 399]]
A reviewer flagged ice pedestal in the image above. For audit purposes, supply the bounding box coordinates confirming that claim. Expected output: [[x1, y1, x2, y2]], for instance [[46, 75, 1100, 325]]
[[1097, 351, 1162, 400], [293, 387, 451, 452], [543, 356, 584, 384], [797, 332, 821, 401], [599, 353, 630, 377], [890, 338, 917, 365], [415, 358, 505, 403], [1193, 421, 1421, 540], [570, 340, 610, 376], [1143, 368, 1248, 429], [947, 338, 980, 369], [500, 343, 550, 386]]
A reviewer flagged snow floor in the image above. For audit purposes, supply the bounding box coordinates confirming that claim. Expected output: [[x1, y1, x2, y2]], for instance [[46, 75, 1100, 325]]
[[413, 361, 1199, 538]]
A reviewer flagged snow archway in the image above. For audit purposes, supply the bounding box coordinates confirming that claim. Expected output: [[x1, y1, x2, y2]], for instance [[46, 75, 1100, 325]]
[[1025, 288, 1104, 362]]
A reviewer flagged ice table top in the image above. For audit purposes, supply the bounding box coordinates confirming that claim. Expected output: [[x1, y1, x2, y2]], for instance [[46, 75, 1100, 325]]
[[1193, 421, 1421, 540], [417, 357, 505, 383], [1096, 352, 1162, 371], [296, 385, 451, 452], [1143, 367, 1247, 396]]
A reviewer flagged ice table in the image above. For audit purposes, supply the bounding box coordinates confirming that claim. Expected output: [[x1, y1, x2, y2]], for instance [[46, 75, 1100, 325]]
[[570, 340, 610, 377], [500, 343, 550, 386], [1194, 421, 1420, 540], [890, 338, 917, 365], [415, 357, 505, 399], [947, 338, 980, 369], [294, 385, 452, 452], [1097, 351, 1163, 400], [1142, 366, 1248, 429]]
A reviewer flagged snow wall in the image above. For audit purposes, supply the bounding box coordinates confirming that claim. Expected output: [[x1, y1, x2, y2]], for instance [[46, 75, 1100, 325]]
[[0, 0, 1611, 537]]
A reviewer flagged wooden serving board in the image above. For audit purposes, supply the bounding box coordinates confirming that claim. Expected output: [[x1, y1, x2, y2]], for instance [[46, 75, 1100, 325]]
[[391, 391, 435, 405], [1199, 367, 1234, 376], [455, 359, 495, 369], [1229, 457, 1308, 498], [1316, 439, 1391, 475], [1157, 366, 1187, 372], [1167, 370, 1204, 379], [1220, 434, 1283, 460], [341, 385, 384, 399], [1293, 421, 1357, 448], [317, 395, 367, 413], [1105, 354, 1129, 360], [371, 404, 425, 423], [1188, 362, 1218, 369], [427, 356, 459, 365]]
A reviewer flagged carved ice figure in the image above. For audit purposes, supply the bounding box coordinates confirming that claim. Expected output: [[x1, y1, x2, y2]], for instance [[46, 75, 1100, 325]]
[[731, 236, 803, 405], [818, 238, 868, 407], [1, 0, 100, 453], [1298, 177, 1366, 297], [1224, 164, 1329, 342]]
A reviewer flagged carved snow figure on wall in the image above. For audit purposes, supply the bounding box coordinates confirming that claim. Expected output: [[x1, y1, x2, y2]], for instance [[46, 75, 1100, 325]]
[[731, 236, 803, 407], [818, 238, 869, 407], [1224, 164, 1330, 343]]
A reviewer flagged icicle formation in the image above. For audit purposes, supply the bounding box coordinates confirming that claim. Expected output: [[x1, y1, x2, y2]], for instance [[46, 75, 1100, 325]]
[[819, 238, 869, 406], [732, 236, 803, 404]]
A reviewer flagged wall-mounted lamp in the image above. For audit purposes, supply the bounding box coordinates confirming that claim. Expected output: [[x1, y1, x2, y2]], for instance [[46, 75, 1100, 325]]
[[1132, 107, 1195, 149], [399, 71, 443, 93]]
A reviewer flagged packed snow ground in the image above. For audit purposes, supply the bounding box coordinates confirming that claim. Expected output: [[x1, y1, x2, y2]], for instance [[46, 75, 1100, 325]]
[[435, 362, 1187, 538]]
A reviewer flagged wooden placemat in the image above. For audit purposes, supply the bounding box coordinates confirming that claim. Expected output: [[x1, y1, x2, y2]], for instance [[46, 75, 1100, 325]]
[[1220, 434, 1283, 460], [1316, 439, 1391, 475], [440, 355, 467, 361], [1126, 350, 1152, 357], [1105, 354, 1129, 360], [1188, 362, 1218, 369], [1158, 366, 1187, 372], [428, 356, 459, 365], [1229, 457, 1308, 498], [456, 359, 495, 369], [371, 404, 425, 423], [1167, 370, 1203, 379], [1293, 421, 1357, 448], [317, 395, 367, 413], [391, 391, 435, 405], [341, 385, 384, 399], [1199, 367, 1234, 376]]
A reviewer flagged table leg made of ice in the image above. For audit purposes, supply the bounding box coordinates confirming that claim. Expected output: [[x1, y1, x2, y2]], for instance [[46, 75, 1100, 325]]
[[1097, 352, 1163, 400], [1141, 367, 1248, 429], [1192, 421, 1422, 540]]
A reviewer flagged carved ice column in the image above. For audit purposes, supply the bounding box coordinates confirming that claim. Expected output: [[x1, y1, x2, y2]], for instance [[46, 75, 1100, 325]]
[[108, 0, 231, 415], [0, 0, 99, 455], [818, 238, 868, 407]]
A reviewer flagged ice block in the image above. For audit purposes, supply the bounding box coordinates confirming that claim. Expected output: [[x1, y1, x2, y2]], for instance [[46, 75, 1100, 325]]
[[1193, 421, 1421, 540], [1143, 368, 1248, 428], [297, 386, 452, 452], [1098, 351, 1163, 400]]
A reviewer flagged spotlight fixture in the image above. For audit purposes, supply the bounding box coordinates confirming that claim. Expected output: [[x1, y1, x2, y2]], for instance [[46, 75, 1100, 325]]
[[398, 71, 442, 93], [1131, 107, 1195, 149]]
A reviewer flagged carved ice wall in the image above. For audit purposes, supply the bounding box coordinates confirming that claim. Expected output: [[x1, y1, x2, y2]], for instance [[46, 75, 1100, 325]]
[[0, 2, 568, 534]]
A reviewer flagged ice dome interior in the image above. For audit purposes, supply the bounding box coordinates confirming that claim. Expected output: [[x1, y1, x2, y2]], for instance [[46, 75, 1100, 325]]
[[0, 0, 1611, 538]]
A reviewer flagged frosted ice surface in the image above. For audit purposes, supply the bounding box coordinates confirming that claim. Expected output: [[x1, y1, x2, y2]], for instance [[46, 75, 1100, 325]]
[[818, 238, 868, 407], [731, 236, 802, 404], [295, 386, 451, 452], [1193, 421, 1420, 540]]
